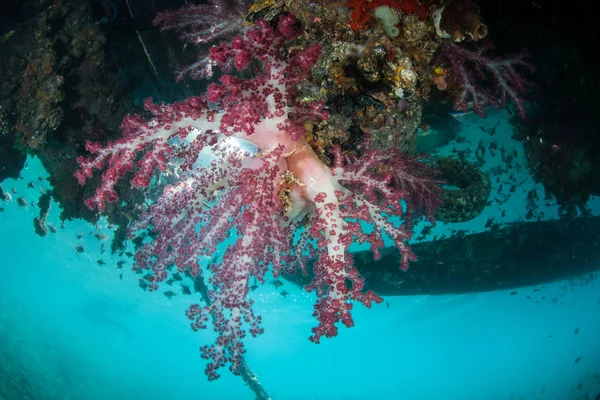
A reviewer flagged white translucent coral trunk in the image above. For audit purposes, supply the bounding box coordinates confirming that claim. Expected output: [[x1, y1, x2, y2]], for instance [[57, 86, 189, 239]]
[[286, 143, 346, 260]]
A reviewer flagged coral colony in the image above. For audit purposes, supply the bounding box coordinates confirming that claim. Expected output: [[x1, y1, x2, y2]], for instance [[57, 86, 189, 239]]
[[75, 0, 531, 380]]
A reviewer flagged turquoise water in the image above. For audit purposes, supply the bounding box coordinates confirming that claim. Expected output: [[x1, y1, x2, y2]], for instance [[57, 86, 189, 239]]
[[1, 110, 599, 399]]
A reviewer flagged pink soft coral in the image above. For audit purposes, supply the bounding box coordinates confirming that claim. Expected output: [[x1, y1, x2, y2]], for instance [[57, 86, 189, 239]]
[[439, 41, 535, 117], [76, 16, 439, 380]]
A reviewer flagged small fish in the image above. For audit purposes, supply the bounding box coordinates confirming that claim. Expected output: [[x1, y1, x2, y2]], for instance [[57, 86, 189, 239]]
[[193, 278, 204, 294], [77, 234, 84, 240], [574, 357, 581, 363], [166, 278, 175, 286], [1, 187, 11, 202], [125, 251, 133, 258], [510, 291, 517, 296], [131, 236, 144, 249], [386, 301, 390, 308], [17, 197, 27, 207], [163, 290, 176, 299], [75, 245, 85, 254], [138, 280, 149, 291], [116, 261, 125, 269], [421, 225, 432, 235], [0, 207, 4, 212], [0, 29, 16, 42], [249, 284, 259, 291], [94, 233, 108, 241], [280, 290, 288, 297], [142, 273, 153, 281], [47, 223, 57, 233], [272, 279, 284, 289], [172, 273, 183, 281], [449, 109, 474, 122], [574, 328, 579, 335], [97, 259, 105, 266], [181, 284, 191, 295], [119, 273, 123, 280], [12, 188, 17, 194]]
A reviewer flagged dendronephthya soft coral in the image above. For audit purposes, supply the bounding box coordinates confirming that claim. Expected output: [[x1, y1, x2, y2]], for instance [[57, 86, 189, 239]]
[[75, 12, 440, 380]]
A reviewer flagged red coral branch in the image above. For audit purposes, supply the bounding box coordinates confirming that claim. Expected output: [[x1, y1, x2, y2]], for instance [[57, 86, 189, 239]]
[[440, 41, 535, 118]]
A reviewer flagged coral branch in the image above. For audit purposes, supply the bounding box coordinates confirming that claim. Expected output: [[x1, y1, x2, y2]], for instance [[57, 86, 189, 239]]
[[440, 41, 535, 117], [153, 0, 250, 45], [153, 0, 251, 80]]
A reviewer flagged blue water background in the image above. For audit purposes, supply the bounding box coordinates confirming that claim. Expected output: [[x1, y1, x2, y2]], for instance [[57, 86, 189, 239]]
[[1, 110, 599, 399]]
